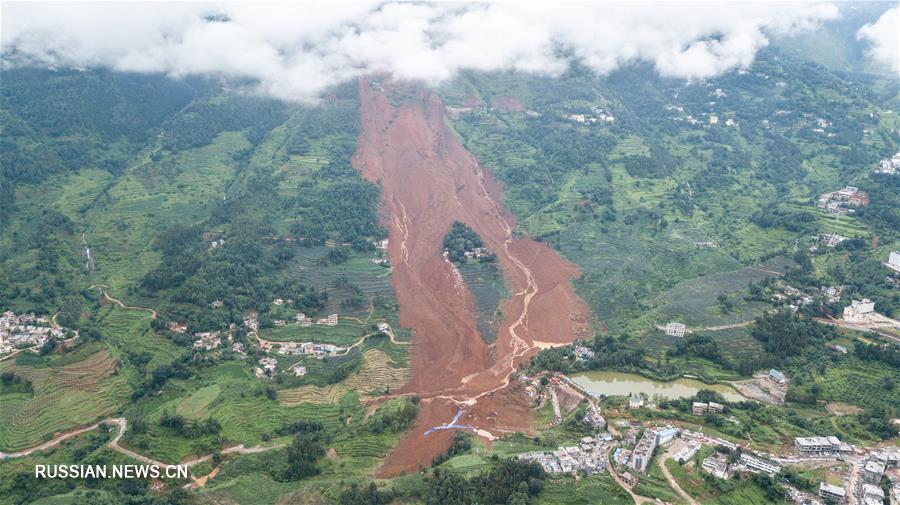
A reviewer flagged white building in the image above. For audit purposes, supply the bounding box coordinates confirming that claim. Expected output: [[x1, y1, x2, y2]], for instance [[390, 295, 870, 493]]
[[739, 453, 780, 476], [887, 251, 900, 273], [629, 393, 644, 409], [655, 426, 679, 445], [702, 455, 732, 480], [292, 365, 307, 377], [843, 298, 875, 322], [674, 442, 701, 464], [794, 436, 849, 455], [769, 369, 787, 385], [665, 322, 686, 337]]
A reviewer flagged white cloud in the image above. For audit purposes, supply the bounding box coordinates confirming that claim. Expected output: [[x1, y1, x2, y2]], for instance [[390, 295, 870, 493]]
[[857, 6, 899, 73], [1, 2, 841, 102]]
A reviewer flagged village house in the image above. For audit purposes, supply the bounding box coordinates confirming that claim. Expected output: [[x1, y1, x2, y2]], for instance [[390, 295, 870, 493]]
[[826, 343, 848, 354], [273, 319, 286, 327], [665, 322, 686, 337], [769, 368, 787, 385], [574, 345, 595, 360], [887, 251, 900, 273], [816, 187, 869, 214], [295, 313, 312, 327], [820, 285, 843, 303], [692, 402, 709, 415], [874, 152, 900, 175], [210, 300, 224, 309], [818, 233, 849, 248], [1, 311, 74, 354], [232, 342, 246, 355], [702, 454, 733, 480], [272, 298, 284, 306], [243, 317, 258, 331], [583, 403, 606, 430], [674, 442, 701, 464], [292, 365, 307, 377], [192, 331, 221, 351], [255, 357, 278, 378], [377, 322, 391, 333], [316, 314, 339, 326], [629, 393, 644, 409], [167, 321, 187, 333]]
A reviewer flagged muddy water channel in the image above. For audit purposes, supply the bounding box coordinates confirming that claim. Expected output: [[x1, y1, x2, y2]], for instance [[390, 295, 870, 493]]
[[570, 370, 746, 402]]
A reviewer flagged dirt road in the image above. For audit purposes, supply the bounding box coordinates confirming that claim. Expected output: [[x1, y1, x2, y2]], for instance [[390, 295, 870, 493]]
[[658, 443, 700, 505], [1, 417, 283, 482], [606, 446, 656, 505], [352, 80, 591, 475], [90, 285, 157, 320]]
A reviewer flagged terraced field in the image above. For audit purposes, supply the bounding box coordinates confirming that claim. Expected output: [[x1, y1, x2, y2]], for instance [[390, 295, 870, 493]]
[[278, 349, 409, 405], [638, 256, 795, 329], [0, 349, 129, 451], [458, 262, 507, 343]]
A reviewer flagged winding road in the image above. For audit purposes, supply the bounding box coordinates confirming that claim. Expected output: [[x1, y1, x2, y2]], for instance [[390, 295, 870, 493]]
[[0, 417, 284, 484]]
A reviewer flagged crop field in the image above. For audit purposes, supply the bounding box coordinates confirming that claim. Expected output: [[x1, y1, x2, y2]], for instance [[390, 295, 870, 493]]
[[82, 131, 250, 294], [633, 256, 794, 329], [458, 261, 507, 343], [538, 475, 632, 505], [278, 349, 409, 405], [259, 320, 369, 346], [561, 220, 745, 328], [285, 248, 396, 319], [93, 303, 180, 370], [0, 348, 129, 451], [811, 356, 900, 411]]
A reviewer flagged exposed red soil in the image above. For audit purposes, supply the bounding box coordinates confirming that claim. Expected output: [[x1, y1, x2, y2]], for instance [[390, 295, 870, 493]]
[[352, 80, 590, 477], [490, 95, 525, 112], [463, 95, 483, 108]]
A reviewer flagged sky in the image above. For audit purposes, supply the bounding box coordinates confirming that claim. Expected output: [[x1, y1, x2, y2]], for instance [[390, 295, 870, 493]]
[[1, 2, 896, 102]]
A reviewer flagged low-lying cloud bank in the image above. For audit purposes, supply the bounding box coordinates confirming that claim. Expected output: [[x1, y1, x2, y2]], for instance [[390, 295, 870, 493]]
[[857, 6, 899, 73], [1, 2, 881, 102]]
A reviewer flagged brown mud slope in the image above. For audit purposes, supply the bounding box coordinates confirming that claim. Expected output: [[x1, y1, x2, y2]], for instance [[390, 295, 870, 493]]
[[352, 80, 590, 476]]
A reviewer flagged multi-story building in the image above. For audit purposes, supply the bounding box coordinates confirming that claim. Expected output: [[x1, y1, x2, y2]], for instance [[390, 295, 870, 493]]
[[739, 453, 781, 476], [844, 299, 876, 323], [630, 429, 659, 473], [707, 402, 725, 414], [794, 436, 849, 455], [818, 482, 846, 502], [863, 459, 886, 485]]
